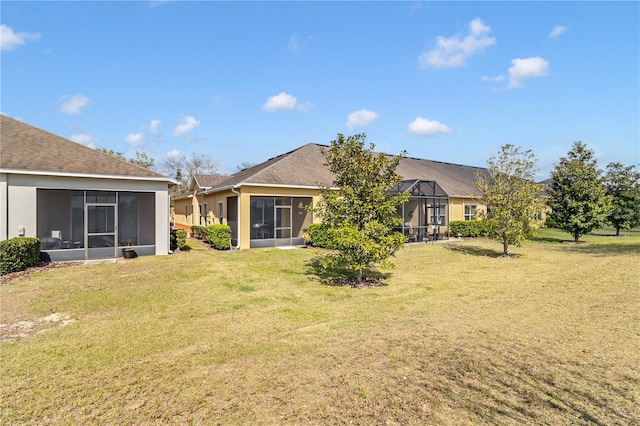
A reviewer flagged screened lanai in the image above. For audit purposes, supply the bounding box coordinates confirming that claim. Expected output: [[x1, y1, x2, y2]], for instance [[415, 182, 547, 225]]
[[389, 180, 450, 241]]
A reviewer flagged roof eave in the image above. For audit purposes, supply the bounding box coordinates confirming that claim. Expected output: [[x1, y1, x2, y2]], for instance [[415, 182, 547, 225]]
[[1, 168, 175, 184]]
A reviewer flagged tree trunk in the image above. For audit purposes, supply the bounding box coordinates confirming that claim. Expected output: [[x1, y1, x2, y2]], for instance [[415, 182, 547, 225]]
[[616, 227, 621, 236], [357, 269, 363, 283], [574, 233, 579, 243], [503, 239, 509, 256]]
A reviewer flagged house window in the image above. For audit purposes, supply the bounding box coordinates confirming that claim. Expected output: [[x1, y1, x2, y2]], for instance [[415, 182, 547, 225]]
[[218, 202, 224, 220], [464, 205, 477, 221], [201, 203, 208, 225]]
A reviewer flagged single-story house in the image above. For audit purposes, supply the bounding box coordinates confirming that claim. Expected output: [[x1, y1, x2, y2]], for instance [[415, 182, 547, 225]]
[[174, 143, 488, 249], [0, 115, 173, 261]]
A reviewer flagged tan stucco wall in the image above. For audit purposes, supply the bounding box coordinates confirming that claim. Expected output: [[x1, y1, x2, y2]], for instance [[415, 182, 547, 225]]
[[235, 186, 322, 249], [172, 185, 487, 249]]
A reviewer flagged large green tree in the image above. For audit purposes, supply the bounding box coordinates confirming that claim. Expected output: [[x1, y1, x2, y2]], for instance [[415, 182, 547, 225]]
[[313, 134, 408, 283], [605, 162, 640, 236], [475, 144, 546, 256], [548, 141, 611, 242]]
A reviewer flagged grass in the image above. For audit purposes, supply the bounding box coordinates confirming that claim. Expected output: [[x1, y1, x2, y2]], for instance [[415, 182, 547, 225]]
[[1, 230, 639, 424]]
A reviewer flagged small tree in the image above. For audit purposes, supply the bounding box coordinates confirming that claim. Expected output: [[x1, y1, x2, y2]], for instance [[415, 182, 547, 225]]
[[474, 144, 546, 256], [313, 134, 408, 283], [605, 162, 640, 236], [548, 141, 611, 242]]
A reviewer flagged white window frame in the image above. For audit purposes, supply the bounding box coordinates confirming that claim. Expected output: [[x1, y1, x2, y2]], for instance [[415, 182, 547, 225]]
[[464, 205, 477, 221]]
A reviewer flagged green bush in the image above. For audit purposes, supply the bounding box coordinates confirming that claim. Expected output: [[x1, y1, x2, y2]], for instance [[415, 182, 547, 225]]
[[0, 237, 41, 275], [191, 225, 208, 240], [450, 220, 491, 238], [544, 216, 559, 229], [304, 223, 336, 248], [207, 224, 231, 250], [170, 229, 178, 251], [176, 229, 188, 250], [171, 229, 189, 251]]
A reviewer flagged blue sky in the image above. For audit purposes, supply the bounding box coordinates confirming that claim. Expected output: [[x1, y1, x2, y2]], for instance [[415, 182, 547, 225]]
[[2, 1, 638, 179]]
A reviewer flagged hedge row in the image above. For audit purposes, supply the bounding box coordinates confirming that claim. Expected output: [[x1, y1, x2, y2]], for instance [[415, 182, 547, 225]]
[[449, 220, 492, 238], [0, 237, 41, 275], [192, 224, 231, 250]]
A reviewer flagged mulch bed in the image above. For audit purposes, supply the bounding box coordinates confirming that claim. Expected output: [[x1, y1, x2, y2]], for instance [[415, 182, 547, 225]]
[[328, 276, 388, 289]]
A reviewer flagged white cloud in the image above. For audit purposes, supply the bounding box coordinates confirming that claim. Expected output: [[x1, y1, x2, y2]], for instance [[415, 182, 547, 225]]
[[173, 115, 200, 137], [0, 24, 40, 51], [508, 56, 550, 89], [408, 117, 451, 136], [263, 92, 312, 112], [125, 132, 145, 147], [288, 35, 313, 53], [149, 119, 161, 134], [166, 149, 180, 159], [481, 75, 505, 83], [418, 17, 496, 69], [70, 133, 96, 148], [346, 109, 380, 129], [548, 25, 568, 39], [58, 94, 90, 115]]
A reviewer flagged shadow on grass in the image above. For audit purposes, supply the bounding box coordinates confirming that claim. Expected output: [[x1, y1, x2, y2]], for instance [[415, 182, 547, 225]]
[[561, 242, 640, 257], [445, 245, 521, 258], [306, 256, 391, 287]]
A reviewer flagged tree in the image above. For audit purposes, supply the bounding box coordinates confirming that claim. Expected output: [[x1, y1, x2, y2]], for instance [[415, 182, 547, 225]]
[[236, 161, 256, 171], [129, 151, 155, 169], [163, 152, 222, 199], [474, 144, 547, 256], [97, 148, 156, 170], [548, 141, 611, 242], [313, 133, 409, 283], [605, 162, 640, 236]]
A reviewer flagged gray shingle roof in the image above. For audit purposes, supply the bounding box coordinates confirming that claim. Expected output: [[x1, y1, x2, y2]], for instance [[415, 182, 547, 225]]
[[0, 115, 169, 179], [193, 174, 229, 189], [210, 143, 486, 198]]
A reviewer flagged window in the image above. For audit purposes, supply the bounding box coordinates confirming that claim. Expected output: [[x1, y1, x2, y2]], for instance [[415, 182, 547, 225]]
[[200, 203, 208, 225], [464, 205, 477, 221], [218, 202, 224, 220]]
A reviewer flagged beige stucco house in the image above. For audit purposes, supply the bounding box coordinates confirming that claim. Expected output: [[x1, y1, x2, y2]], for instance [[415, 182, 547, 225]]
[[174, 143, 487, 249], [0, 115, 173, 261]]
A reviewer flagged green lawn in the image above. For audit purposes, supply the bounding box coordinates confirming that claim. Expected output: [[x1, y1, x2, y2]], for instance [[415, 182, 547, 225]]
[[1, 230, 639, 424]]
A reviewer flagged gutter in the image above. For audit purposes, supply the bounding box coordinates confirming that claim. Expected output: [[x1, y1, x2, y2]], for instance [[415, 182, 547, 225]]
[[230, 185, 241, 249], [0, 168, 175, 184]]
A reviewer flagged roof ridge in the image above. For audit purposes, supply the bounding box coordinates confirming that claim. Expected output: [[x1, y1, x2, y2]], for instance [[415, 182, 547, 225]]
[[403, 155, 485, 170], [240, 143, 320, 182]]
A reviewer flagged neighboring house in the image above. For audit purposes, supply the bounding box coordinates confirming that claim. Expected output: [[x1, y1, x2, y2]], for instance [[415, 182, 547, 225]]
[[173, 174, 229, 230], [0, 115, 173, 261], [174, 143, 488, 249]]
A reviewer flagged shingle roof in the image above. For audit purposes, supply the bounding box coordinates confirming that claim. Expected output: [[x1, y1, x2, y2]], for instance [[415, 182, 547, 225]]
[[0, 115, 169, 179], [193, 174, 229, 189], [210, 143, 486, 198]]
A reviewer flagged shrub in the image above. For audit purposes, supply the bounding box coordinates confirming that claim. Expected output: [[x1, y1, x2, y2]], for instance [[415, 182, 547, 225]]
[[304, 223, 336, 248], [170, 229, 189, 251], [170, 229, 178, 251], [544, 216, 559, 229], [207, 224, 231, 250], [450, 220, 491, 238], [0, 237, 41, 275], [191, 225, 208, 240]]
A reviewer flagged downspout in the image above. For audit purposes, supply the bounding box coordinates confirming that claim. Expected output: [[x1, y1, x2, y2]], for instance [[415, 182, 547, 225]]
[[231, 185, 241, 249]]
